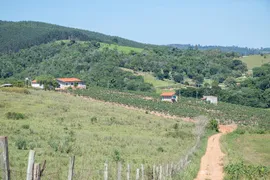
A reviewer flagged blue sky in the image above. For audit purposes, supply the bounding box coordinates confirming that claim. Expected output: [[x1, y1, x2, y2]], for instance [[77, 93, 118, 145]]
[[1, 0, 270, 48]]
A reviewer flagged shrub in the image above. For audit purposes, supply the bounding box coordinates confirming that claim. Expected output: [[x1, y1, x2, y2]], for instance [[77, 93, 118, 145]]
[[15, 138, 27, 150], [21, 124, 30, 129], [207, 119, 219, 132], [90, 116, 97, 124], [157, 147, 165, 152], [6, 112, 26, 120], [225, 162, 270, 180], [234, 128, 245, 134]]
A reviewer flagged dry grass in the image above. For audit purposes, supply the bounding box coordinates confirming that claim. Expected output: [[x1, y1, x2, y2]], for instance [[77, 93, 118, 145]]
[[0, 90, 196, 179], [221, 132, 270, 166]]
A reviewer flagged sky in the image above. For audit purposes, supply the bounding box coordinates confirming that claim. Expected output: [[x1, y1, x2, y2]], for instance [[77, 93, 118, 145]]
[[1, 0, 270, 48]]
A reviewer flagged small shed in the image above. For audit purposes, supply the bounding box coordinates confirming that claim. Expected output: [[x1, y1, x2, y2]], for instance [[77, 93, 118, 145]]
[[161, 92, 178, 102], [202, 96, 218, 105], [31, 80, 44, 89]]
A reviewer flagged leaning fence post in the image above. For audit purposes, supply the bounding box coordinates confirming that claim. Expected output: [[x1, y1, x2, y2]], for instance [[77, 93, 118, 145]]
[[26, 150, 35, 180], [104, 161, 108, 180], [0, 136, 10, 180], [117, 161, 122, 180], [135, 168, 140, 180], [68, 156, 75, 180], [126, 164, 130, 180], [33, 163, 40, 180]]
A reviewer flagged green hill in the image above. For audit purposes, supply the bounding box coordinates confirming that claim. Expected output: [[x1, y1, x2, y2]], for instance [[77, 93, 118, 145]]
[[0, 20, 151, 53]]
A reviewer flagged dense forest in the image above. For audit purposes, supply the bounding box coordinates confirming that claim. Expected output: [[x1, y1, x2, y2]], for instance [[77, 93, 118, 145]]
[[0, 20, 152, 53], [169, 44, 270, 56]]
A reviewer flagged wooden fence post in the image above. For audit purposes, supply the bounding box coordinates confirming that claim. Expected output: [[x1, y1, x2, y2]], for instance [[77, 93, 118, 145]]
[[0, 136, 10, 180], [33, 163, 40, 180], [135, 168, 140, 180], [26, 150, 35, 180], [104, 161, 108, 180], [152, 165, 156, 180], [159, 165, 162, 180], [126, 164, 130, 180], [141, 164, 144, 180], [117, 161, 122, 180], [68, 156, 75, 180]]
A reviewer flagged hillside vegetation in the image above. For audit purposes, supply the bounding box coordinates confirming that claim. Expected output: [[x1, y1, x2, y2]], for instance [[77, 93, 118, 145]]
[[169, 44, 270, 56], [0, 89, 198, 179], [0, 20, 150, 53]]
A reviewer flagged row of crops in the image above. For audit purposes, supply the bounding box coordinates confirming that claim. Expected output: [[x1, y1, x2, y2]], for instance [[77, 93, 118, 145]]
[[73, 86, 270, 130]]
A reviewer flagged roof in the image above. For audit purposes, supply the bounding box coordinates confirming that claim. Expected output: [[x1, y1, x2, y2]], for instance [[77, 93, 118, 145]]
[[32, 80, 37, 83], [1, 84, 12, 87], [161, 92, 176, 96], [57, 78, 82, 82]]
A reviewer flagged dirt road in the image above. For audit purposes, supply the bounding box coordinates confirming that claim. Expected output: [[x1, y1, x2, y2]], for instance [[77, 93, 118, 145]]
[[195, 124, 237, 180]]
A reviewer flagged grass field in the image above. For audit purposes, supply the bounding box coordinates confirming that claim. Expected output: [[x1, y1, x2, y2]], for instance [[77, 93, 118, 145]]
[[100, 43, 143, 54], [221, 131, 270, 179], [0, 89, 197, 179], [239, 54, 270, 70]]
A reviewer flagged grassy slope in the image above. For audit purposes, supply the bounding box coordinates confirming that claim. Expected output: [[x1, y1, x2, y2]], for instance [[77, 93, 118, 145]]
[[221, 132, 270, 179], [239, 54, 270, 70], [0, 89, 196, 179], [100, 43, 143, 53]]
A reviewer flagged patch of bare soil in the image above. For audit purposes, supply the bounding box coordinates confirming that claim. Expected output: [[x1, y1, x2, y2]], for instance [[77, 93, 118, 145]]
[[195, 124, 237, 180]]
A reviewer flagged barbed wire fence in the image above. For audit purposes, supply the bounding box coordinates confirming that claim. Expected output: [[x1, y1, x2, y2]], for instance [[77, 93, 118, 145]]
[[0, 116, 208, 180]]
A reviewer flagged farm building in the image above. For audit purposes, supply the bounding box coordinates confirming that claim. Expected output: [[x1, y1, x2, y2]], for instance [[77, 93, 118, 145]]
[[202, 95, 218, 105], [56, 78, 86, 89], [31, 80, 44, 89], [31, 78, 86, 90], [161, 92, 178, 102]]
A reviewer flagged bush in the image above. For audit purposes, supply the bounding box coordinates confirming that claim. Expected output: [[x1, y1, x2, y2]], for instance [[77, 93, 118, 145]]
[[15, 138, 27, 150], [6, 112, 26, 120], [225, 162, 270, 180], [234, 128, 245, 134], [157, 147, 165, 152], [90, 116, 98, 124], [207, 119, 219, 132], [21, 124, 30, 129]]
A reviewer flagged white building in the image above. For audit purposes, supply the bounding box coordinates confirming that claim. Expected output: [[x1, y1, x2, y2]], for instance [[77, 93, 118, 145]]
[[202, 96, 218, 105], [56, 78, 86, 89], [31, 78, 86, 90], [31, 80, 44, 89]]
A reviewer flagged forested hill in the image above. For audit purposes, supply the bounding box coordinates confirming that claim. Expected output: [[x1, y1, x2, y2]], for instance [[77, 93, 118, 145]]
[[0, 20, 150, 53], [169, 44, 270, 56]]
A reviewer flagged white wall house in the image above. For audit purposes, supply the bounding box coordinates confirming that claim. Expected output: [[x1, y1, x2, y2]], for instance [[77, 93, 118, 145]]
[[31, 80, 44, 89], [161, 92, 178, 102], [56, 78, 86, 89], [202, 96, 218, 105]]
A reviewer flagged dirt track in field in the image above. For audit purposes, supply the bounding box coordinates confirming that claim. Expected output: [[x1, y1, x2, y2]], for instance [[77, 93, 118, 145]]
[[195, 124, 237, 180]]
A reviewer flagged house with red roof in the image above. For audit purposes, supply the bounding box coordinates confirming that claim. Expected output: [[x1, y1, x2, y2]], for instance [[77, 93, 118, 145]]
[[31, 78, 86, 89], [160, 92, 178, 102], [56, 78, 86, 89]]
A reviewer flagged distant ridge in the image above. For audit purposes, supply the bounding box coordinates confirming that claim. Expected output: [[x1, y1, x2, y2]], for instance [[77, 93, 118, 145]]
[[168, 44, 270, 56]]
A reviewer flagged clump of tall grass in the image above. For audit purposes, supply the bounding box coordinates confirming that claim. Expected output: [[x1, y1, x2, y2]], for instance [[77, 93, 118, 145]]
[[5, 112, 26, 120]]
